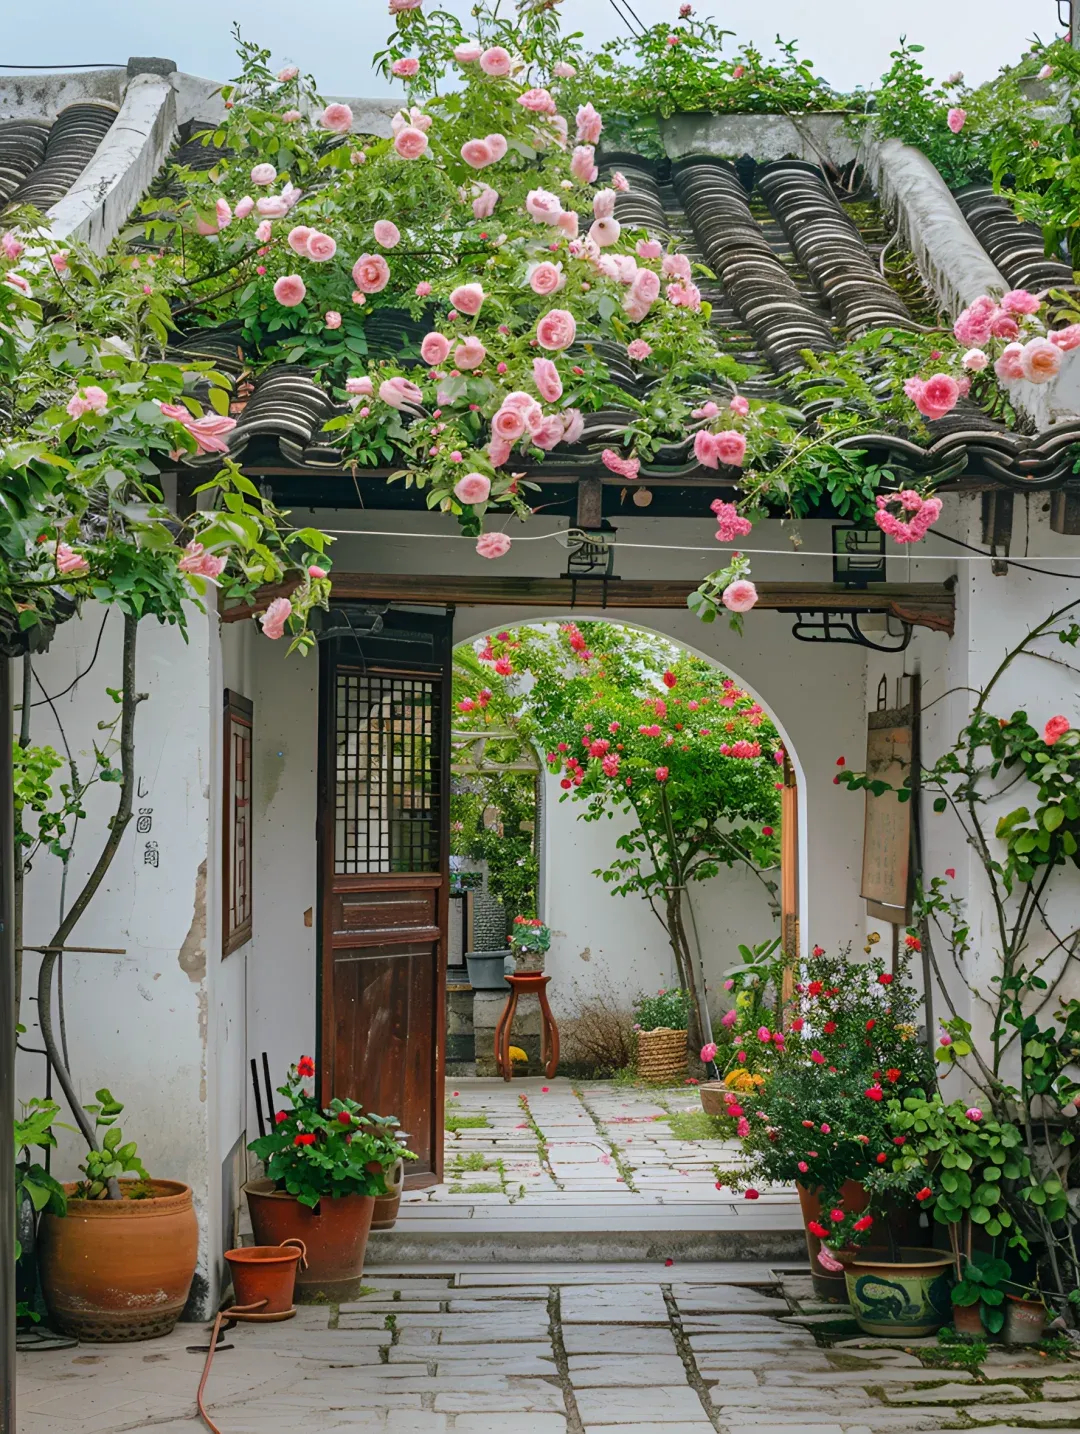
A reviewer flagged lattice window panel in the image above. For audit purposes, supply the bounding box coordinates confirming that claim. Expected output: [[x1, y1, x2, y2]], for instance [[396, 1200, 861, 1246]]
[[335, 671, 441, 874]]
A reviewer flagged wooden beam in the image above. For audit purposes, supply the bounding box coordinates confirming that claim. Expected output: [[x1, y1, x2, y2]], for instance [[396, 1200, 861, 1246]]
[[222, 575, 954, 634]]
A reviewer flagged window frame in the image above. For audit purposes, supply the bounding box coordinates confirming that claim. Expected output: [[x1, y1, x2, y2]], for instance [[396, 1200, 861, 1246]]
[[222, 689, 254, 956]]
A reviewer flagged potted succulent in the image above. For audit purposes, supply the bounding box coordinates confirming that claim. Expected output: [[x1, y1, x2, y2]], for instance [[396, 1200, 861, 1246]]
[[632, 988, 693, 1082], [38, 1090, 199, 1341], [245, 1057, 413, 1301], [509, 915, 551, 973]]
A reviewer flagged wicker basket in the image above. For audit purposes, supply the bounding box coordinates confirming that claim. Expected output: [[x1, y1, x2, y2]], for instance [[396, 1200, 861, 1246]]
[[636, 1027, 688, 1083], [699, 1082, 729, 1117]]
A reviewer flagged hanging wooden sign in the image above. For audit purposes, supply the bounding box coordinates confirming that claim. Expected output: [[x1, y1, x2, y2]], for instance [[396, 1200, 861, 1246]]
[[860, 705, 913, 924]]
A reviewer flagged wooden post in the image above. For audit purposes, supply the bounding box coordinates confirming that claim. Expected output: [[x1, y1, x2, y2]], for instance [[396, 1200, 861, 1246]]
[[0, 655, 15, 1434]]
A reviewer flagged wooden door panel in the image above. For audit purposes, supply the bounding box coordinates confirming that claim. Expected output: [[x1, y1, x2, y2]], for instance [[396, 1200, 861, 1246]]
[[319, 619, 451, 1190]]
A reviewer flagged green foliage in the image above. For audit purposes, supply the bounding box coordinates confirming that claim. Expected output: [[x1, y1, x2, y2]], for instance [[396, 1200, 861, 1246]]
[[509, 916, 550, 957], [449, 770, 538, 918], [14, 1098, 69, 1256], [664, 1107, 734, 1141], [444, 1112, 490, 1132], [248, 1060, 413, 1207], [633, 987, 692, 1032], [951, 1255, 1011, 1335], [75, 1090, 150, 1200]]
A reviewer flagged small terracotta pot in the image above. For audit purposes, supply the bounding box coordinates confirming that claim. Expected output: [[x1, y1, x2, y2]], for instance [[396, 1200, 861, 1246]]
[[952, 1300, 984, 1336], [244, 1180, 375, 1302], [372, 1159, 405, 1232], [699, 1083, 730, 1117], [39, 1180, 198, 1342], [1005, 1294, 1046, 1345], [796, 1181, 870, 1302], [225, 1240, 306, 1315]]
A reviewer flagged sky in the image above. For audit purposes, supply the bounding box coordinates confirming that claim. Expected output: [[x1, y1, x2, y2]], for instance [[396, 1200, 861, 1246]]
[[0, 1, 1066, 97]]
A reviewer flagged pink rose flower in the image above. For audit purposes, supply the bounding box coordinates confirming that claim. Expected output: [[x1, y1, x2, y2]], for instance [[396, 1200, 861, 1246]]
[[50, 250, 69, 273], [700, 1042, 717, 1063], [160, 403, 236, 454], [723, 579, 758, 613], [533, 357, 563, 402], [352, 253, 391, 293], [472, 185, 498, 220], [1039, 63, 1055, 79], [462, 138, 495, 169], [492, 406, 528, 443], [234, 196, 255, 219], [570, 145, 598, 184], [536, 308, 576, 351], [589, 216, 621, 248], [287, 225, 312, 254], [2, 272, 30, 296], [308, 565, 327, 579], [729, 395, 749, 416], [627, 339, 652, 360], [250, 162, 277, 186], [906, 372, 960, 420], [273, 274, 306, 307], [373, 220, 401, 249], [526, 188, 563, 224], [554, 61, 576, 78], [476, 531, 512, 559], [990, 310, 1020, 340], [1002, 288, 1040, 315], [392, 58, 419, 77], [965, 1107, 983, 1122], [528, 261, 565, 296], [256, 196, 289, 218], [636, 239, 662, 261], [254, 220, 272, 243], [720, 1008, 737, 1028], [324, 310, 342, 329], [454, 336, 486, 370], [2, 234, 24, 260], [346, 377, 373, 396], [282, 110, 301, 123], [667, 280, 702, 310], [601, 449, 640, 479], [321, 103, 354, 133], [65, 385, 109, 419], [178, 541, 227, 580], [711, 500, 753, 542], [215, 198, 233, 228], [379, 376, 423, 408], [947, 107, 966, 133], [450, 282, 484, 315], [415, 281, 432, 297], [420, 332, 451, 365], [518, 87, 556, 114], [486, 133, 508, 161], [306, 230, 337, 261], [593, 188, 617, 220], [454, 43, 483, 63], [260, 596, 293, 640], [1044, 714, 1070, 745], [389, 0, 423, 11], [576, 102, 603, 144], [529, 414, 565, 450], [277, 65, 299, 81], [962, 348, 988, 371], [394, 125, 429, 160], [1021, 336, 1062, 384], [1050, 324, 1080, 351], [995, 343, 1026, 381], [561, 409, 585, 445], [479, 47, 512, 77], [556, 210, 579, 239], [454, 472, 491, 505], [54, 542, 89, 576]]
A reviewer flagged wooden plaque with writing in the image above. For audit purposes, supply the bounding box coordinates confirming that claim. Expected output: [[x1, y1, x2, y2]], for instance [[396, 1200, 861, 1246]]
[[860, 706, 912, 924]]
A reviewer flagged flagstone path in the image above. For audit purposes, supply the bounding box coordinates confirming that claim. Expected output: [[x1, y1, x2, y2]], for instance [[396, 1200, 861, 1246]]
[[17, 1262, 1080, 1433]]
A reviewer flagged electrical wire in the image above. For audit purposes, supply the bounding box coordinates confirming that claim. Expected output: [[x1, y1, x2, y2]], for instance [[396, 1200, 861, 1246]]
[[29, 609, 109, 707], [605, 0, 646, 38], [0, 62, 124, 69], [928, 529, 1080, 582]]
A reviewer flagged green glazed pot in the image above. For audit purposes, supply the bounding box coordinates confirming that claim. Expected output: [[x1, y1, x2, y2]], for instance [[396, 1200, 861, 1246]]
[[844, 1248, 955, 1337]]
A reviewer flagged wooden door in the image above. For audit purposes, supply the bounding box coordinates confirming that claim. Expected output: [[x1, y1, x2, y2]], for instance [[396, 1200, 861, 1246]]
[[319, 611, 451, 1187]]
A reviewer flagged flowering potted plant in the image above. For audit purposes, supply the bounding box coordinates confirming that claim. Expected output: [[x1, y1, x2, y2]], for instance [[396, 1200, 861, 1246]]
[[246, 1058, 413, 1301], [632, 987, 693, 1082], [509, 915, 551, 972]]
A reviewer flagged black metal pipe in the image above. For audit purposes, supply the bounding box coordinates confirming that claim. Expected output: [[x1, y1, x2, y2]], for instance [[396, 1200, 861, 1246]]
[[1, 655, 17, 1434]]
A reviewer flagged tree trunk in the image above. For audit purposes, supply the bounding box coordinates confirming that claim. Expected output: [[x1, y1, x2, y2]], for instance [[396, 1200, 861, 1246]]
[[665, 892, 706, 1054]]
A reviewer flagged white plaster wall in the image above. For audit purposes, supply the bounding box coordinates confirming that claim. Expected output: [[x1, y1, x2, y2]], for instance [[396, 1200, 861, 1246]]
[[15, 601, 219, 1314]]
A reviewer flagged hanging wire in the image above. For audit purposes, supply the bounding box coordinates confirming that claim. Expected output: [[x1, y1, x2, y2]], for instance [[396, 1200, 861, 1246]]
[[606, 0, 646, 38], [0, 62, 125, 69], [1057, 1, 1071, 31]]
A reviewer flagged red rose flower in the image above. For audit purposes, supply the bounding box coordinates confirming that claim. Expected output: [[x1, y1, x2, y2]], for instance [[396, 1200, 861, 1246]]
[[275, 1110, 288, 1125], [823, 1021, 837, 1035], [662, 670, 677, 688], [865, 1019, 876, 1031], [294, 1132, 316, 1146], [812, 946, 825, 957], [744, 1189, 760, 1200], [297, 1056, 315, 1078], [915, 1186, 933, 1201], [790, 1017, 804, 1032], [829, 1208, 845, 1222], [836, 756, 845, 766], [808, 980, 823, 996], [807, 1221, 829, 1238], [893, 1136, 906, 1145], [876, 1153, 887, 1164], [853, 1216, 874, 1232], [865, 1085, 884, 1101], [904, 935, 921, 952], [338, 1110, 353, 1125], [878, 973, 893, 986], [885, 1068, 901, 1083]]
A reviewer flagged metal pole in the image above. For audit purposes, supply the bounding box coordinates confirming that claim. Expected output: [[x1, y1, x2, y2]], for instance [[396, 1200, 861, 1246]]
[[0, 654, 16, 1434]]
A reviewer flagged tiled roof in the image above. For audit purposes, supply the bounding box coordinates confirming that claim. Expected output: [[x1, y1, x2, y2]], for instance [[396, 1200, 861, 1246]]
[[1, 102, 117, 214], [954, 184, 1076, 297]]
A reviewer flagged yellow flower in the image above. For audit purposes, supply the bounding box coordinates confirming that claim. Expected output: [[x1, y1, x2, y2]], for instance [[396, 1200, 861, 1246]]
[[508, 1046, 528, 1063], [724, 1069, 765, 1093]]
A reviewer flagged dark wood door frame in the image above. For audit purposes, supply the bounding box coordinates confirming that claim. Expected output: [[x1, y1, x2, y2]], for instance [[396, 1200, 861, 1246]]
[[316, 611, 451, 1188]]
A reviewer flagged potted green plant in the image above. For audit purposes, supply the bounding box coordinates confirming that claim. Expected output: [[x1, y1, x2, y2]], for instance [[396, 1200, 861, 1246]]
[[15, 1098, 68, 1325], [38, 1090, 199, 1341], [632, 988, 693, 1082], [950, 1255, 1011, 1337], [245, 1057, 413, 1301], [509, 916, 551, 973]]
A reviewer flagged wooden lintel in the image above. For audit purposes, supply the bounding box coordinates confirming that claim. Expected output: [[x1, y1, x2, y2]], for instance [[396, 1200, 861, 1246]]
[[222, 575, 955, 635]]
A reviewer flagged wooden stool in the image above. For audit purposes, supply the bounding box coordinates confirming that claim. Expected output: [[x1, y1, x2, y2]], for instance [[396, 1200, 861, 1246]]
[[494, 973, 559, 1081]]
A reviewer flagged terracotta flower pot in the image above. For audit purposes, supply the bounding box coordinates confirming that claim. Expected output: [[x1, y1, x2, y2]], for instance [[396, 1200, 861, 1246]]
[[244, 1179, 375, 1302], [796, 1181, 870, 1302], [1005, 1294, 1046, 1345], [38, 1179, 198, 1342], [699, 1083, 729, 1117], [844, 1248, 954, 1337], [951, 1300, 985, 1337], [224, 1240, 306, 1315], [371, 1158, 405, 1231]]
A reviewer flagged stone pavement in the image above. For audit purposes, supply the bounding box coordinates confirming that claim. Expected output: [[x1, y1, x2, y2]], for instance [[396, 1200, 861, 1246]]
[[16, 1262, 1080, 1433], [375, 1078, 802, 1263]]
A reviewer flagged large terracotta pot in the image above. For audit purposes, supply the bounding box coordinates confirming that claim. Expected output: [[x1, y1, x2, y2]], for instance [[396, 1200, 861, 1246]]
[[796, 1181, 870, 1302], [1005, 1294, 1046, 1345], [244, 1180, 375, 1302], [844, 1248, 954, 1337], [371, 1158, 405, 1232], [38, 1180, 197, 1342]]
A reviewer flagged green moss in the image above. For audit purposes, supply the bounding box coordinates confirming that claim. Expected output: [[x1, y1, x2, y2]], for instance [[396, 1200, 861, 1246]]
[[664, 1108, 734, 1141], [445, 1113, 490, 1132]]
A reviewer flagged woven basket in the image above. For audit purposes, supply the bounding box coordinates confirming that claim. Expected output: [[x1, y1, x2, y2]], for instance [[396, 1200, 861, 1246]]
[[636, 1027, 688, 1082]]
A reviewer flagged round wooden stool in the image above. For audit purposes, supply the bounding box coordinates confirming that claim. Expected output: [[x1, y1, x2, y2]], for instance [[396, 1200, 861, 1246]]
[[494, 973, 559, 1081]]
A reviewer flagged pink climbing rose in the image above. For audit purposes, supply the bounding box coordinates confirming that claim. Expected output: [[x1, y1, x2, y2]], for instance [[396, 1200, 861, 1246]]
[[420, 332, 451, 365], [54, 543, 89, 576], [536, 309, 576, 351], [576, 102, 603, 144], [1044, 715, 1070, 745], [393, 126, 429, 159], [1020, 337, 1062, 384], [476, 531, 512, 559], [947, 107, 967, 132], [373, 220, 400, 249], [306, 231, 337, 261], [454, 472, 492, 505], [379, 376, 423, 408], [601, 449, 640, 480], [450, 283, 484, 315], [260, 597, 293, 640], [722, 580, 758, 614], [461, 138, 496, 169], [273, 274, 306, 307], [352, 254, 391, 293], [320, 103, 353, 133], [533, 357, 563, 403], [627, 339, 652, 360], [479, 46, 512, 76]]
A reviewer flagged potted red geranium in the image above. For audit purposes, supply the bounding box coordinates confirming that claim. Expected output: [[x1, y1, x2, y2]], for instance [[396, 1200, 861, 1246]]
[[245, 1058, 413, 1301]]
